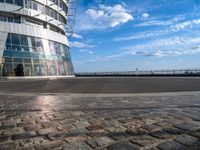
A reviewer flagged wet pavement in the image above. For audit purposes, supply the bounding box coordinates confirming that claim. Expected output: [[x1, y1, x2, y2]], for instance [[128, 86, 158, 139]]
[[0, 77, 200, 93], [0, 90, 200, 150]]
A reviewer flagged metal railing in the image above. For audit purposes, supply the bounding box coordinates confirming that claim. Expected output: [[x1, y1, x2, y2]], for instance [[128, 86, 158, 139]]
[[75, 68, 200, 77]]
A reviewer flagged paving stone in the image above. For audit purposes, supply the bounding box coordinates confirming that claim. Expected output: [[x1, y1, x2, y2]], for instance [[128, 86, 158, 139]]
[[130, 135, 159, 148], [0, 124, 15, 130], [0, 142, 16, 150], [95, 136, 114, 147], [142, 124, 160, 131], [86, 125, 104, 131], [12, 131, 37, 140], [175, 135, 200, 147], [1, 127, 24, 136], [70, 128, 88, 136], [154, 121, 172, 128], [86, 129, 107, 137], [73, 121, 90, 128], [57, 124, 74, 131], [48, 131, 70, 140], [150, 130, 173, 139], [65, 135, 89, 143], [164, 127, 186, 135], [189, 129, 200, 138], [157, 141, 185, 150], [106, 131, 132, 140], [18, 137, 49, 147], [37, 128, 57, 135], [60, 118, 76, 124], [24, 125, 39, 131], [40, 122, 52, 128], [107, 141, 140, 150], [0, 135, 9, 143], [17, 122, 34, 127], [118, 118, 134, 124], [62, 142, 91, 150], [126, 129, 147, 136], [34, 140, 64, 150], [175, 123, 199, 131], [86, 139, 98, 149]]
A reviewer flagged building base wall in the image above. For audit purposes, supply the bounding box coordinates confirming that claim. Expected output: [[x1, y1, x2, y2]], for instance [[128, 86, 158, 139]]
[[0, 75, 75, 80]]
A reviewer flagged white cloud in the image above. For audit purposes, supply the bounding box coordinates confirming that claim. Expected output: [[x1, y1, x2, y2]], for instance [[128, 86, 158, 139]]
[[141, 13, 149, 19], [123, 36, 200, 57], [69, 41, 95, 48], [78, 49, 94, 54], [135, 20, 173, 27], [72, 33, 83, 39], [171, 19, 200, 31], [77, 4, 133, 31], [114, 30, 169, 41], [135, 15, 185, 27]]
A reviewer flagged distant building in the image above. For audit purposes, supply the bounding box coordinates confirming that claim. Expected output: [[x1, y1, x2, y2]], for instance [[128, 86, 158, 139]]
[[0, 0, 74, 77]]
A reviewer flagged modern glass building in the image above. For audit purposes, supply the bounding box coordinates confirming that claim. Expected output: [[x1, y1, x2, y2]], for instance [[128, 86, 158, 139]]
[[0, 0, 74, 77]]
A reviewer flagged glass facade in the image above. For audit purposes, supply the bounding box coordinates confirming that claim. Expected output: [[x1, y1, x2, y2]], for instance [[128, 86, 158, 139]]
[[1, 33, 74, 76], [0, 0, 23, 6], [0, 14, 20, 23], [27, 0, 66, 24]]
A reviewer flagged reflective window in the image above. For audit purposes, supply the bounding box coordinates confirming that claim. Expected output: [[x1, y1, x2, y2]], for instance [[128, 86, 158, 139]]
[[20, 35, 29, 46], [15, 0, 22, 6], [5, 0, 22, 6], [2, 33, 73, 76], [6, 0, 13, 4], [49, 41, 56, 55], [35, 38, 44, 53], [11, 34, 20, 45], [6, 34, 11, 44], [0, 14, 20, 23]]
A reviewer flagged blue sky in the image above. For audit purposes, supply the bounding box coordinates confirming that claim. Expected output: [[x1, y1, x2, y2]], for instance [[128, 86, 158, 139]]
[[69, 0, 200, 72]]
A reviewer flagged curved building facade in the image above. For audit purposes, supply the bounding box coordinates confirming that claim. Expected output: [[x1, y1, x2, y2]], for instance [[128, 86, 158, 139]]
[[0, 0, 74, 77]]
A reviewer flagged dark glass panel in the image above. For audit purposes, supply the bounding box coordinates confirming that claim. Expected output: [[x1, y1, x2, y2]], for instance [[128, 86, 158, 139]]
[[21, 46, 29, 52], [4, 57, 12, 63], [11, 34, 20, 45], [8, 17, 13, 22], [6, 0, 13, 4], [32, 1, 38, 10], [15, 0, 22, 6], [3, 63, 14, 76], [0, 0, 4, 2], [0, 16, 7, 22], [33, 59, 40, 63], [20, 35, 29, 46], [12, 45, 21, 51], [23, 58, 32, 63], [13, 58, 23, 62], [6, 34, 11, 44], [55, 42, 61, 55], [30, 37, 36, 47], [5, 44, 12, 50], [14, 17, 20, 23]]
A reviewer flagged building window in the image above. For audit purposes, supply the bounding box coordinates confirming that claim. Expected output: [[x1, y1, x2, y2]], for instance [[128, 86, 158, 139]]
[[0, 14, 20, 23], [15, 0, 22, 6]]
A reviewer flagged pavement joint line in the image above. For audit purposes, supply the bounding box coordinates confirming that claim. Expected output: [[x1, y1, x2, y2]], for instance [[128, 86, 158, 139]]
[[0, 91, 200, 97]]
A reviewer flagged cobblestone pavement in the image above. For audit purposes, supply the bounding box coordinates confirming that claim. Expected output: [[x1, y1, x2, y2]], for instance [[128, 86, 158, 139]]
[[0, 91, 200, 150]]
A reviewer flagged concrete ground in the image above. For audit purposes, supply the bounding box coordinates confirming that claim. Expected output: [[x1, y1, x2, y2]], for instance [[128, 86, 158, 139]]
[[0, 77, 200, 149]]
